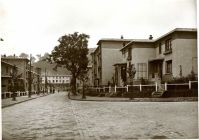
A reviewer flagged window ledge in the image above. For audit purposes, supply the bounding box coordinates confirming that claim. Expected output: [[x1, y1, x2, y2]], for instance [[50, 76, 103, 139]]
[[163, 50, 172, 55]]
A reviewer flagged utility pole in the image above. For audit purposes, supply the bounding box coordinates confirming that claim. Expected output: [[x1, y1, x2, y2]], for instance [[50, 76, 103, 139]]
[[45, 68, 47, 93], [28, 54, 32, 98]]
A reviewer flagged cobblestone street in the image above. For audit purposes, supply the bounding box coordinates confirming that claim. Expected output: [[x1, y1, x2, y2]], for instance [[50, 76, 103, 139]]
[[2, 92, 198, 139]]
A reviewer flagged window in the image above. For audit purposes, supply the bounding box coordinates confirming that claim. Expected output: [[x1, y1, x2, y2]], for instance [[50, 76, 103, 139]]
[[122, 50, 126, 58], [166, 60, 172, 74], [137, 63, 147, 79], [6, 66, 9, 74], [159, 43, 162, 54], [165, 38, 172, 52], [127, 47, 132, 60]]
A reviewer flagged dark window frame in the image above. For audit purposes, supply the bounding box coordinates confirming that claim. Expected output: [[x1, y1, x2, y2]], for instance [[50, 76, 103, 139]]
[[159, 43, 162, 54], [165, 38, 172, 52], [166, 60, 172, 74], [137, 63, 147, 79], [127, 47, 132, 60]]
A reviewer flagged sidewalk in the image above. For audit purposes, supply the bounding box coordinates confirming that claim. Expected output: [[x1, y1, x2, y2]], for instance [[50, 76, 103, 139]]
[[2, 93, 50, 108], [69, 94, 198, 102]]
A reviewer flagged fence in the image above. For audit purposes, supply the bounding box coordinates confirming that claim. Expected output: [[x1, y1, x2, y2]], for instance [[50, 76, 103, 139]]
[[87, 81, 198, 97], [2, 91, 39, 99]]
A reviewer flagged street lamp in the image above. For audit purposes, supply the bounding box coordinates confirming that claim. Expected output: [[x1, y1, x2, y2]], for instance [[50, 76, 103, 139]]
[[28, 54, 32, 98]]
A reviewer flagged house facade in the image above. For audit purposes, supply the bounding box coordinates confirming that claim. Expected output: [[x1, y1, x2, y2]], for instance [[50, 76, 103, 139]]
[[92, 38, 132, 86], [116, 28, 197, 86], [41, 75, 71, 92], [1, 56, 42, 98]]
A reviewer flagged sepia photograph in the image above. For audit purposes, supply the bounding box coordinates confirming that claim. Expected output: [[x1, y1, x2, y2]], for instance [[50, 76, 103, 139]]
[[0, 0, 198, 139]]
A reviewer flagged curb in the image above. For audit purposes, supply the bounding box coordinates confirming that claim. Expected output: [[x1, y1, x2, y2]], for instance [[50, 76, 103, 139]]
[[69, 96, 198, 102], [2, 94, 49, 108]]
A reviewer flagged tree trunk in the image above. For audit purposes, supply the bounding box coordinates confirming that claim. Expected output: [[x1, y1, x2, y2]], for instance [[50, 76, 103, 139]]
[[71, 76, 77, 95]]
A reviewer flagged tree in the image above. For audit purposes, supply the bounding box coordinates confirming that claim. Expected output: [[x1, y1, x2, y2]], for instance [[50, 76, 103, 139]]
[[19, 53, 29, 58], [79, 69, 89, 99], [36, 54, 41, 61], [31, 56, 36, 63], [48, 32, 89, 95], [10, 65, 22, 101], [38, 53, 50, 61]]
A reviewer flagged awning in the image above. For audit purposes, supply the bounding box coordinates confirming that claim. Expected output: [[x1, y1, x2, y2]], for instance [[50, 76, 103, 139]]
[[113, 63, 127, 66], [148, 58, 164, 62]]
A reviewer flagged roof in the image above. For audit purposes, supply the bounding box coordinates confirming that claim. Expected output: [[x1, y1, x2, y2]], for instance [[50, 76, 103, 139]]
[[1, 57, 29, 61], [155, 28, 197, 41], [1, 61, 14, 67], [120, 39, 154, 51], [120, 28, 197, 51], [97, 38, 133, 45]]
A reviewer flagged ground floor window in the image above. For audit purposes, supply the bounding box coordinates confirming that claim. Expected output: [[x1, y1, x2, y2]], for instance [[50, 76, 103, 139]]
[[137, 63, 147, 79], [166, 60, 172, 74]]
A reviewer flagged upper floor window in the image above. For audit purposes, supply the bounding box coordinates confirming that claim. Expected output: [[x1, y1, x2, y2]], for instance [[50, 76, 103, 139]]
[[122, 50, 126, 58], [6, 66, 9, 74], [165, 38, 172, 52], [127, 47, 132, 60], [159, 43, 162, 54]]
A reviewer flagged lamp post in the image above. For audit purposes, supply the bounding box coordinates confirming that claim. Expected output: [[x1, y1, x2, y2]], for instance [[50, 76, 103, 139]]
[[28, 54, 32, 98], [44, 68, 48, 94]]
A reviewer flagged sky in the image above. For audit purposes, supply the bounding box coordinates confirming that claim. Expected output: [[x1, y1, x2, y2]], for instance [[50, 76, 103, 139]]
[[0, 0, 197, 57]]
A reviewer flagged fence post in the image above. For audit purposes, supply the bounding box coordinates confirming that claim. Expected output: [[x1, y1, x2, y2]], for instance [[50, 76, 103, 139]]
[[189, 81, 191, 90], [127, 85, 129, 92], [140, 84, 142, 92], [165, 82, 167, 91], [115, 85, 117, 93], [103, 87, 105, 92], [155, 82, 158, 92]]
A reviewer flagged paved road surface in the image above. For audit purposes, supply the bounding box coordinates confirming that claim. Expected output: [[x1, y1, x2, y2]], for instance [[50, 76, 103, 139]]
[[2, 92, 198, 139]]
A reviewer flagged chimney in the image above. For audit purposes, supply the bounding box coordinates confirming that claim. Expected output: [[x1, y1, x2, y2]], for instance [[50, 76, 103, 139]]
[[121, 35, 124, 39], [149, 35, 153, 40]]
